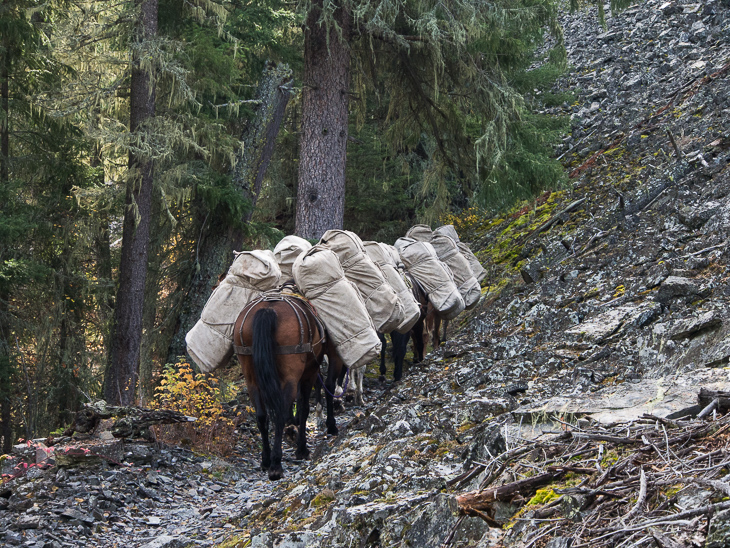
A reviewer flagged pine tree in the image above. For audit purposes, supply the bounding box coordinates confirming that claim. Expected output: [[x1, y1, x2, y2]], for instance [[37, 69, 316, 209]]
[[294, 0, 565, 235]]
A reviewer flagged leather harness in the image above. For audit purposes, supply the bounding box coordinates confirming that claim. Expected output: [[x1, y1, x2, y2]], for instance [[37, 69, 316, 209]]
[[233, 289, 326, 356]]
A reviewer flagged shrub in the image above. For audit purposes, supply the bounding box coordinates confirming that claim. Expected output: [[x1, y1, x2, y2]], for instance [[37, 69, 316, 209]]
[[152, 360, 237, 456]]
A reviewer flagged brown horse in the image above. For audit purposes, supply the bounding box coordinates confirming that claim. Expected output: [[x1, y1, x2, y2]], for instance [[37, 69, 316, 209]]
[[233, 291, 342, 480]]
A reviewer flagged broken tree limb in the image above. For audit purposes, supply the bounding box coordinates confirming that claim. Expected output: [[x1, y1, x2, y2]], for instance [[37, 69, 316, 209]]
[[698, 388, 730, 413], [529, 198, 587, 239], [456, 470, 566, 514], [65, 400, 196, 439], [666, 130, 684, 161]]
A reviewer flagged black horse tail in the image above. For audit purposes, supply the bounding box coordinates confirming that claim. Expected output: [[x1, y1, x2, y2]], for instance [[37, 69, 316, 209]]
[[252, 308, 285, 424]]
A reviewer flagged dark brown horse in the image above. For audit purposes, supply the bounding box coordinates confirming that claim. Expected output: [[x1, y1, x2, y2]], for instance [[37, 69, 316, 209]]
[[233, 291, 342, 480]]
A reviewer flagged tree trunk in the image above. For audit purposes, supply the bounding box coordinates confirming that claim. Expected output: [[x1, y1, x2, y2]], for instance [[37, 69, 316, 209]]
[[166, 63, 293, 364], [1, 34, 8, 185], [295, 0, 351, 240], [0, 30, 11, 453], [91, 138, 115, 369], [139, 191, 165, 404], [104, 0, 157, 406], [0, 286, 11, 454]]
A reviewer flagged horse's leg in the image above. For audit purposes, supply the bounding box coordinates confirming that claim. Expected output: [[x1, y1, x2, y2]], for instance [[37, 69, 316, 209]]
[[353, 366, 365, 406], [378, 332, 387, 380], [412, 319, 425, 364], [324, 349, 342, 435], [433, 314, 442, 349], [314, 375, 324, 419], [392, 331, 408, 381], [442, 319, 449, 345], [268, 409, 285, 481], [250, 386, 271, 471], [296, 374, 315, 460]]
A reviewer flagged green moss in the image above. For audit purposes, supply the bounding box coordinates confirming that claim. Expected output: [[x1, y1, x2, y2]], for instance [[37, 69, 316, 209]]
[[526, 488, 559, 506], [310, 491, 335, 508]]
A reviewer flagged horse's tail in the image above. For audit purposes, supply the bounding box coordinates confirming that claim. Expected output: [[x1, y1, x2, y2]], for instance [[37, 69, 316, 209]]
[[252, 308, 286, 423]]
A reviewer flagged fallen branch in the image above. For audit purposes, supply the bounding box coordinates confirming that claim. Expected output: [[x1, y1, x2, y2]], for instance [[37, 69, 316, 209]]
[[456, 470, 566, 514]]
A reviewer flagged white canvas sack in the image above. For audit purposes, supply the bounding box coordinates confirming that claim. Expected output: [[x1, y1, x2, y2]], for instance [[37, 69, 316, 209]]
[[434, 224, 487, 283], [430, 234, 481, 310], [274, 235, 312, 279], [292, 245, 381, 369], [320, 230, 400, 334], [458, 242, 487, 283], [434, 224, 460, 243], [395, 238, 465, 320], [363, 241, 421, 334], [186, 250, 282, 373], [406, 224, 433, 242]]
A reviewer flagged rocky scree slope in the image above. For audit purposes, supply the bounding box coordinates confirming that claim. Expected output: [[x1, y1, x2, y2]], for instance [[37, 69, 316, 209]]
[[2, 0, 730, 547], [232, 0, 730, 546]]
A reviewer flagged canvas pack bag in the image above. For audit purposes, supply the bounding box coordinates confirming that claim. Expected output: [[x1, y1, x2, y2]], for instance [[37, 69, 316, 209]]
[[405, 224, 433, 242], [292, 245, 381, 369], [458, 242, 487, 283], [363, 241, 421, 334], [274, 235, 312, 279], [395, 237, 465, 320], [434, 224, 487, 283], [320, 230, 400, 334], [433, 224, 460, 243], [186, 250, 281, 373], [430, 233, 481, 310]]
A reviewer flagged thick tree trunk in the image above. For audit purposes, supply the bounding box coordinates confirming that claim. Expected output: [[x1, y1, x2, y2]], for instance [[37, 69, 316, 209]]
[[295, 0, 351, 240], [0, 36, 11, 453], [166, 63, 293, 364], [104, 0, 157, 406], [139, 192, 165, 404], [0, 286, 11, 454], [91, 138, 115, 368], [1, 41, 8, 185]]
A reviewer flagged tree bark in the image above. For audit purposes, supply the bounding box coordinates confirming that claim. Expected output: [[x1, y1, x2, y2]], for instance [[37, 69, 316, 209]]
[[0, 28, 12, 453], [295, 0, 351, 240], [104, 0, 157, 406], [0, 286, 11, 454], [1, 31, 9, 186], [166, 63, 293, 364]]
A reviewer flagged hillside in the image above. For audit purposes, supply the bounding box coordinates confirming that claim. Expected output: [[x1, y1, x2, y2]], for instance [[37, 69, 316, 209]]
[[1, 0, 730, 546]]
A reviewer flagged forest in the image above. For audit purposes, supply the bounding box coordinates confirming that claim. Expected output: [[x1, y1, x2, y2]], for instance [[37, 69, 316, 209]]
[[0, 0, 575, 451]]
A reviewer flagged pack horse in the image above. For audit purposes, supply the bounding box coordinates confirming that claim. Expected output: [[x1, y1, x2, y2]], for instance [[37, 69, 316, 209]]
[[233, 290, 343, 480]]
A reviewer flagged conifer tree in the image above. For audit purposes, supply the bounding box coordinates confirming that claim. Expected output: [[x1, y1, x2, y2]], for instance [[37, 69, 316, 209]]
[[294, 0, 565, 234]]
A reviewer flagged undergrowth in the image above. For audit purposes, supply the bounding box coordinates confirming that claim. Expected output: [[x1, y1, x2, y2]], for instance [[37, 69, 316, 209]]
[[152, 360, 237, 456]]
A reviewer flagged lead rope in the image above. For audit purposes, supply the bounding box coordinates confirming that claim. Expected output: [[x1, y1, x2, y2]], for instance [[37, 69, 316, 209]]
[[318, 367, 350, 399]]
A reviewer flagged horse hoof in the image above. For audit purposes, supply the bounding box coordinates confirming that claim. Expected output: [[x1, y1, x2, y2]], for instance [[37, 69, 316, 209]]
[[268, 467, 283, 481], [327, 425, 339, 436], [261, 461, 270, 471], [378, 375, 386, 382], [295, 448, 310, 460]]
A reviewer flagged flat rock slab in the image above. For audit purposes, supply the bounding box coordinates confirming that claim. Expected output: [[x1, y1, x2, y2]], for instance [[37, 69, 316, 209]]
[[513, 368, 730, 428], [565, 302, 660, 343], [138, 536, 189, 548], [669, 311, 722, 340]]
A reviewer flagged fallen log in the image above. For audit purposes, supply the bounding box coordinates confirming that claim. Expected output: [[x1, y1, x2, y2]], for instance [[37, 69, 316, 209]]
[[65, 400, 196, 439], [456, 469, 566, 515], [698, 388, 730, 412]]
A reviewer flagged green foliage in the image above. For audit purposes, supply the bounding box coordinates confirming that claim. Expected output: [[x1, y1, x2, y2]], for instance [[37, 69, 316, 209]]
[[343, 0, 569, 219], [153, 360, 236, 455], [570, 0, 638, 26]]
